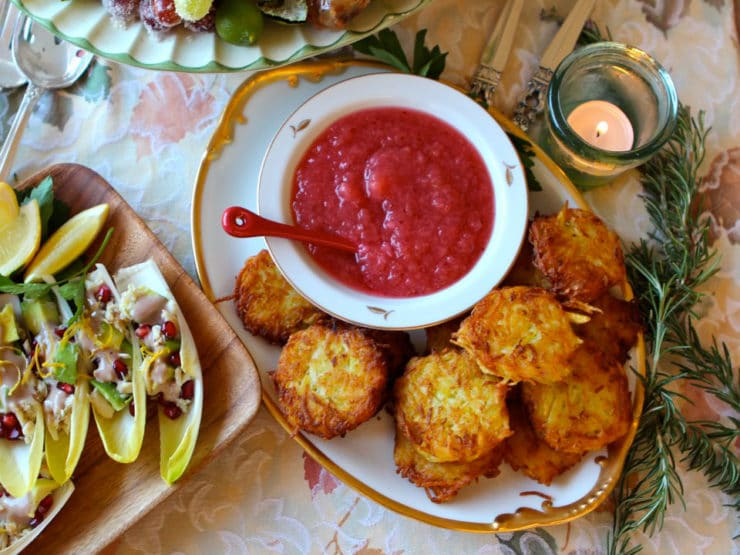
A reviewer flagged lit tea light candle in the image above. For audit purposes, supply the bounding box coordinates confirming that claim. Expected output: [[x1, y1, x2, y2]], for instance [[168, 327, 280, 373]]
[[566, 100, 635, 151]]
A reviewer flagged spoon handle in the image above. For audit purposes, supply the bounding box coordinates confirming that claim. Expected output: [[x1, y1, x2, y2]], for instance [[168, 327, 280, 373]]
[[0, 82, 43, 181], [222, 205, 357, 253]]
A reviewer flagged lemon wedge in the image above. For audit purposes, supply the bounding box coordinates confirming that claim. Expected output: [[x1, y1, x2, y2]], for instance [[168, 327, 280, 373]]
[[0, 181, 19, 224], [0, 199, 42, 276], [24, 203, 110, 283]]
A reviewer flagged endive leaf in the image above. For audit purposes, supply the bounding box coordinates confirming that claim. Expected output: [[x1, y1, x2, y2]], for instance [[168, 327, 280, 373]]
[[45, 377, 90, 484], [0, 405, 44, 498], [91, 330, 145, 464], [0, 479, 74, 555], [86, 263, 146, 463], [158, 304, 202, 484], [114, 259, 202, 484]]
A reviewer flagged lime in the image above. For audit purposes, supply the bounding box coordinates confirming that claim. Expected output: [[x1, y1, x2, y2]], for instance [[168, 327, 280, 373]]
[[0, 181, 19, 224], [0, 199, 42, 276], [24, 203, 109, 283], [215, 0, 264, 46]]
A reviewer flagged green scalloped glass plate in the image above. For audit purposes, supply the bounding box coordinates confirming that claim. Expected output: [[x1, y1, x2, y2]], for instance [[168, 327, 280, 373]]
[[10, 0, 430, 72]]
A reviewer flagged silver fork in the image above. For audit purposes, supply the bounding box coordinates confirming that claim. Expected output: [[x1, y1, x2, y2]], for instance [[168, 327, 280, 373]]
[[512, 0, 596, 131], [469, 0, 524, 107]]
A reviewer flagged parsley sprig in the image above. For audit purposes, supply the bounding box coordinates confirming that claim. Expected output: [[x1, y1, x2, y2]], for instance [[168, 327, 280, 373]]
[[354, 29, 447, 79]]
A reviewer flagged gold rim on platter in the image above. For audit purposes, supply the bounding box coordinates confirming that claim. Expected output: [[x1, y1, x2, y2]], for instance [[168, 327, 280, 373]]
[[191, 58, 646, 532]]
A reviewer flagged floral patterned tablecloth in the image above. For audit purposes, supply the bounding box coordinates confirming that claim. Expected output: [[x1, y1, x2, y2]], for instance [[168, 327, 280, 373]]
[[3, 0, 738, 553]]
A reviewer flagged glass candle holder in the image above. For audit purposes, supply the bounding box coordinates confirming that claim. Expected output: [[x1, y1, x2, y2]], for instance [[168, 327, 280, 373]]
[[541, 41, 678, 190]]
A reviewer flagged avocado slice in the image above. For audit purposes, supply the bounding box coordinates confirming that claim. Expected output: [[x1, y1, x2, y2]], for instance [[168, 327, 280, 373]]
[[90, 379, 131, 412], [0, 303, 20, 344], [21, 295, 60, 336], [53, 341, 80, 384]]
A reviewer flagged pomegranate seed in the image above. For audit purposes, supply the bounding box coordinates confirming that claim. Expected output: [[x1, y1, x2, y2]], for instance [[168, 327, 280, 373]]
[[29, 516, 42, 528], [135, 324, 152, 338], [162, 402, 182, 420], [128, 402, 135, 417], [162, 321, 177, 339], [168, 351, 181, 367], [37, 494, 54, 515], [7, 426, 21, 440], [113, 358, 128, 379], [2, 413, 18, 429], [180, 380, 194, 400], [56, 382, 75, 395], [54, 327, 67, 338], [96, 284, 112, 303]]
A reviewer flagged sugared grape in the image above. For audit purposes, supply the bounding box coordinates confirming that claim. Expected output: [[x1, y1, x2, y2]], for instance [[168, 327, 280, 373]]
[[139, 0, 181, 31], [102, 0, 140, 23], [174, 0, 211, 22]]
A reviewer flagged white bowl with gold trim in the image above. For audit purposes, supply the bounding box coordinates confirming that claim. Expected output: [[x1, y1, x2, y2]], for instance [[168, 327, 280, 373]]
[[257, 73, 528, 330]]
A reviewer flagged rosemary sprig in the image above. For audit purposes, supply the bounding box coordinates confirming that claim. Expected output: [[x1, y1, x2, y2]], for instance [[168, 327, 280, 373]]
[[610, 106, 739, 554]]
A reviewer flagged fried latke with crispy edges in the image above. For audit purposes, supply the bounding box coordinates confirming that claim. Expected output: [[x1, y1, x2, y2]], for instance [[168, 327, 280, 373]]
[[575, 294, 642, 365], [502, 229, 551, 289], [235, 249, 324, 344], [394, 348, 511, 463], [362, 328, 416, 380], [394, 421, 504, 503], [504, 388, 583, 485], [453, 286, 581, 384], [522, 344, 632, 454], [529, 205, 626, 302], [272, 320, 389, 439], [424, 316, 465, 353]]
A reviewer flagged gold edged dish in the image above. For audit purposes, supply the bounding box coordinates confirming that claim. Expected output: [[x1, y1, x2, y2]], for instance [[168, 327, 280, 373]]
[[191, 59, 646, 532]]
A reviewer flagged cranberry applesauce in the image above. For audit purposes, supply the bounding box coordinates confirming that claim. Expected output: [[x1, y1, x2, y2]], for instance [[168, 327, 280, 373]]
[[291, 107, 494, 297]]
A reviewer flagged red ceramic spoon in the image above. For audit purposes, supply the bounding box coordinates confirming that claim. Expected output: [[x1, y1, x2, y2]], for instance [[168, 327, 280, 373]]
[[221, 206, 357, 253]]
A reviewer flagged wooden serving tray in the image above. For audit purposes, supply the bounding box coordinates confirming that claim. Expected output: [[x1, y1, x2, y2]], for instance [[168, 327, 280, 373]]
[[15, 163, 262, 554]]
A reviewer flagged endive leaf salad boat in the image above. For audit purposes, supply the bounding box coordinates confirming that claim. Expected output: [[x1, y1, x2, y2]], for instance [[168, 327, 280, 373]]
[[0, 471, 74, 554], [114, 259, 203, 484], [21, 286, 90, 486], [78, 264, 146, 464], [0, 295, 44, 499]]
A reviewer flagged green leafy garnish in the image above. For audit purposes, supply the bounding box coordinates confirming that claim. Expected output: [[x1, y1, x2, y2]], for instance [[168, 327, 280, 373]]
[[506, 133, 542, 192], [0, 227, 114, 324], [90, 379, 131, 412], [353, 29, 447, 79], [53, 341, 80, 384], [25, 176, 54, 239]]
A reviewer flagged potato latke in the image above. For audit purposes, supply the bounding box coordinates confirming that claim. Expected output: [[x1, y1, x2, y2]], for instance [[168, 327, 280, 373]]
[[234, 249, 324, 344], [522, 344, 632, 454], [453, 286, 581, 384], [272, 320, 389, 439], [529, 205, 626, 302], [504, 388, 583, 485], [394, 348, 511, 463], [393, 422, 504, 503], [575, 294, 642, 365]]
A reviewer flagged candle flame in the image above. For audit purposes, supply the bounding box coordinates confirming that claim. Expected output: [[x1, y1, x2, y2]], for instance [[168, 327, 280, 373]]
[[595, 121, 609, 138]]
